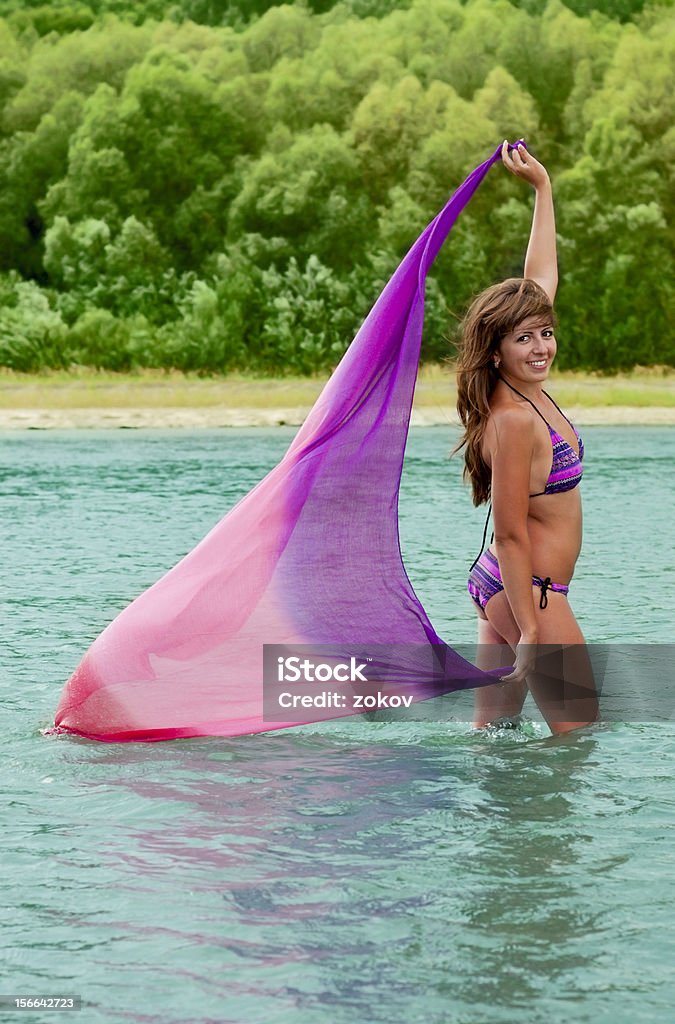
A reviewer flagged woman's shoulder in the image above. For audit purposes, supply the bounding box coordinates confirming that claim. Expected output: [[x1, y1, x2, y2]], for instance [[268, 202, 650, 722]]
[[489, 400, 533, 424], [482, 395, 536, 466], [486, 393, 535, 431]]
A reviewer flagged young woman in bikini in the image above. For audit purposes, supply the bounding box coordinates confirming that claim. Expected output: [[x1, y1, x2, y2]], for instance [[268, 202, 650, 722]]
[[454, 141, 598, 735]]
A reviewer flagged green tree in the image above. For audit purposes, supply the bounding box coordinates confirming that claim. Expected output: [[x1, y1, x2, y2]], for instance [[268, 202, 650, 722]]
[[43, 214, 110, 290], [0, 0, 672, 373], [2, 18, 152, 133], [0, 276, 68, 370], [228, 123, 373, 270], [0, 91, 85, 276], [241, 2, 321, 71]]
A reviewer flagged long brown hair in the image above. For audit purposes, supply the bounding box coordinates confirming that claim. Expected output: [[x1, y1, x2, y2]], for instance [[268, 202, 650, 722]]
[[450, 278, 556, 506]]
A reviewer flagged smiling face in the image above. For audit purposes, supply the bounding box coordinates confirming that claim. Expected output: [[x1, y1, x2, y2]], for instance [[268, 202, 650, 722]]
[[496, 317, 557, 384]]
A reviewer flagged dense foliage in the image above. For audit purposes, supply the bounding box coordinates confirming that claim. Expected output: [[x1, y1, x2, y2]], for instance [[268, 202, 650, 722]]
[[0, 0, 672, 374]]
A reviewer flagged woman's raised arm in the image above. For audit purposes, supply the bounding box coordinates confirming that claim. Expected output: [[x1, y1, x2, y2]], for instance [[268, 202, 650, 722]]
[[501, 140, 558, 304]]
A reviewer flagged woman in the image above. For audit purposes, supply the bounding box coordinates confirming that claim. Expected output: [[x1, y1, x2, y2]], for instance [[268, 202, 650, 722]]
[[454, 141, 598, 735]]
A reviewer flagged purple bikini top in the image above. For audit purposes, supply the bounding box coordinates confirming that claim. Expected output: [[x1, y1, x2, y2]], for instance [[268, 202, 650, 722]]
[[500, 379, 584, 496], [470, 379, 584, 569], [533, 420, 584, 496]]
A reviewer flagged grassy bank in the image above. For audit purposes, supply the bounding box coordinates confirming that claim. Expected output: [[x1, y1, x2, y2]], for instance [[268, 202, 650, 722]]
[[1, 365, 674, 411]]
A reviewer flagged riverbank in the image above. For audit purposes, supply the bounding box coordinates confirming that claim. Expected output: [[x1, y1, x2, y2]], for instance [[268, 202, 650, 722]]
[[1, 365, 673, 428]]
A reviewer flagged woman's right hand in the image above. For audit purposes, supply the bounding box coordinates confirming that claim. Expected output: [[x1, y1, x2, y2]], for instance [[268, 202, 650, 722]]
[[499, 635, 539, 686]]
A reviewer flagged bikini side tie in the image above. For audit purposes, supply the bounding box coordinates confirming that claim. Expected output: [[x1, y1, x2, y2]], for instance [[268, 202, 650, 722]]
[[534, 576, 552, 609]]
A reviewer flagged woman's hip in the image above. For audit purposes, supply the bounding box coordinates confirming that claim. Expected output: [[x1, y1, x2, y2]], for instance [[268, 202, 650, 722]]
[[467, 547, 571, 614]]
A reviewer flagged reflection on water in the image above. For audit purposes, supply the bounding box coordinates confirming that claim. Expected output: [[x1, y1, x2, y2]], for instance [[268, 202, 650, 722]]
[[10, 723, 671, 1024], [48, 732, 604, 1021]]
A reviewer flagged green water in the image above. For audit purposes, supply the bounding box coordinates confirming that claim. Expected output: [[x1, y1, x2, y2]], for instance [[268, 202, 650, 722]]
[[3, 426, 675, 1023]]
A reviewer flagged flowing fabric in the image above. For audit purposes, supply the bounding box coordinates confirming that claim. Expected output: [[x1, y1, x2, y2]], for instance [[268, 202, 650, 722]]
[[50, 142, 518, 742]]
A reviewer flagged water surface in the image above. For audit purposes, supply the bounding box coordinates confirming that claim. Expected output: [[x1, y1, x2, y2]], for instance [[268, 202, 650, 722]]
[[2, 426, 674, 1023]]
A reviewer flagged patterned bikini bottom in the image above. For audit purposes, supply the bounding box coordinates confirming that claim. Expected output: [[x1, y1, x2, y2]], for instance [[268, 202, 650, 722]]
[[467, 548, 570, 613]]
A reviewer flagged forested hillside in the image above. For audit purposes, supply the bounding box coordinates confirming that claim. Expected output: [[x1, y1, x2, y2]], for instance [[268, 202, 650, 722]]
[[0, 0, 672, 373]]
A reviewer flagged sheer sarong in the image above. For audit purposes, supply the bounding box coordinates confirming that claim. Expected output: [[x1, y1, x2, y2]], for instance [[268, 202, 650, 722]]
[[49, 143, 518, 741]]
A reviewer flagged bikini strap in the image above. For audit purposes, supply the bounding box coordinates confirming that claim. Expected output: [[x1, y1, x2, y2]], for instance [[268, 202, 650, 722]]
[[470, 376, 558, 569], [542, 388, 577, 434], [470, 501, 493, 571], [497, 375, 553, 430]]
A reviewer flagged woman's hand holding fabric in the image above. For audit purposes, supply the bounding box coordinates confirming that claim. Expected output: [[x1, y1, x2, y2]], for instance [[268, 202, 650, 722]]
[[501, 140, 550, 191], [498, 635, 539, 686]]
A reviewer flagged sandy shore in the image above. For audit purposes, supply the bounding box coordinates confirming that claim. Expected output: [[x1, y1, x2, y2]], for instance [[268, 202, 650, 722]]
[[1, 404, 674, 429], [1, 367, 673, 428]]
